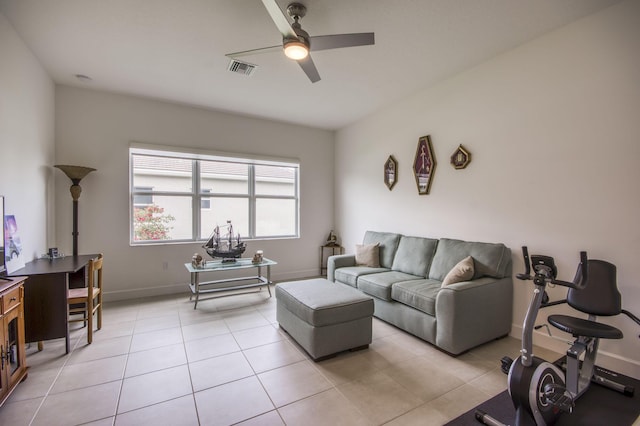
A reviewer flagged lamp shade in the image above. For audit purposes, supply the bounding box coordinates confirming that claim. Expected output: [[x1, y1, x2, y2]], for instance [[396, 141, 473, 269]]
[[54, 165, 96, 184]]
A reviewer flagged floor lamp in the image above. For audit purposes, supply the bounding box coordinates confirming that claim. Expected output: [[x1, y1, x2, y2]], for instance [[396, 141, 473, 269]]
[[54, 165, 96, 257]]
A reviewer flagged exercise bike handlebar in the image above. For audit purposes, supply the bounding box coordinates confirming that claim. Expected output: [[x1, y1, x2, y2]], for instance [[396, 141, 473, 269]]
[[515, 246, 531, 280], [516, 246, 588, 290], [553, 251, 588, 289], [621, 309, 640, 339]]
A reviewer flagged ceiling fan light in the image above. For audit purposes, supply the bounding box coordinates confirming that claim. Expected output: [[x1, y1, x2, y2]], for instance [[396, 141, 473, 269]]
[[284, 41, 308, 60]]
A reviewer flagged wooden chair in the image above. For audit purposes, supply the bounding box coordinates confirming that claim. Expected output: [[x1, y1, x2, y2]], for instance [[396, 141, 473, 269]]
[[68, 253, 103, 344]]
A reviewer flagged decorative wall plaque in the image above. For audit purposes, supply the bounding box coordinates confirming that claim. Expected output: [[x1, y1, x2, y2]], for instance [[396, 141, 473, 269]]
[[384, 155, 397, 190], [413, 135, 436, 195], [451, 144, 471, 169]]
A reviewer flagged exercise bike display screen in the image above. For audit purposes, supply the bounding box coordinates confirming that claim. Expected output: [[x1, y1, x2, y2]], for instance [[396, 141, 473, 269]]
[[531, 255, 557, 279]]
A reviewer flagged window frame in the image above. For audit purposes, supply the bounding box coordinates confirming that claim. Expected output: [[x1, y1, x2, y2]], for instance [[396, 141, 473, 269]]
[[129, 145, 300, 245]]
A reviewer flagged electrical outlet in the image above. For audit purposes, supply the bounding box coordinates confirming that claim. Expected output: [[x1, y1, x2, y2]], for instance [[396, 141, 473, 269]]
[[162, 261, 168, 270]]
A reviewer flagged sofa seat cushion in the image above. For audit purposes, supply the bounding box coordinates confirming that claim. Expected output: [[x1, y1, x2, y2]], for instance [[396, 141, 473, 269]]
[[391, 279, 442, 316], [335, 266, 389, 288], [358, 271, 423, 301]]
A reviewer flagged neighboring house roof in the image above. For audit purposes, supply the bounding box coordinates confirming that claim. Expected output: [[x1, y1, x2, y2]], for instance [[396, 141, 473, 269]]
[[132, 154, 295, 179]]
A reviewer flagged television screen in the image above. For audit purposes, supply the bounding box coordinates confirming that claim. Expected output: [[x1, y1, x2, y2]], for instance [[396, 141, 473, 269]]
[[0, 195, 5, 275]]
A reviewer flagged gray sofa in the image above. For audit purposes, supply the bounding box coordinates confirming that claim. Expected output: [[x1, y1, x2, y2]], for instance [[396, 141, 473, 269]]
[[327, 231, 513, 355]]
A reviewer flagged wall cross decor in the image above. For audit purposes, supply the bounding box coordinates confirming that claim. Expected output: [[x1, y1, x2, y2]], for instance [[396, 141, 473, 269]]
[[413, 135, 436, 195]]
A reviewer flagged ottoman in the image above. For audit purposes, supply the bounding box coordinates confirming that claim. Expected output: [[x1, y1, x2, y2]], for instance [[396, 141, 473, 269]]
[[276, 278, 374, 360]]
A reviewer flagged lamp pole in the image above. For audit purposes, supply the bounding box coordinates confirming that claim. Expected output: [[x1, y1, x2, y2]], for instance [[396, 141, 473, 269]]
[[54, 165, 96, 256]]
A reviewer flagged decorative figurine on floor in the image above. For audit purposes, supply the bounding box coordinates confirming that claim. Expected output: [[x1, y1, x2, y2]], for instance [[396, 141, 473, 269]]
[[203, 221, 246, 263]]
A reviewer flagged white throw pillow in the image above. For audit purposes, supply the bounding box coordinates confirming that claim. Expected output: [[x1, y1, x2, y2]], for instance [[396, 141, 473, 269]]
[[442, 256, 474, 286], [355, 243, 380, 268]]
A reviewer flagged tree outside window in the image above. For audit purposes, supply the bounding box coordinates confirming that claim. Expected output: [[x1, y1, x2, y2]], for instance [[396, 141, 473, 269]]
[[133, 204, 176, 241]]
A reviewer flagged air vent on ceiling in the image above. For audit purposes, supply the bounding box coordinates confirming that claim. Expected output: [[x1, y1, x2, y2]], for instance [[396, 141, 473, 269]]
[[228, 59, 258, 76]]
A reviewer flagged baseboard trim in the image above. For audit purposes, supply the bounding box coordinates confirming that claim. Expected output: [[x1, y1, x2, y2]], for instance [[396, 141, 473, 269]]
[[510, 324, 640, 380], [103, 283, 188, 303], [102, 269, 320, 303]]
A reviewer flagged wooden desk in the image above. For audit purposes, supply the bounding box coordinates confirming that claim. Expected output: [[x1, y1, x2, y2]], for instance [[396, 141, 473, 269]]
[[9, 255, 99, 354]]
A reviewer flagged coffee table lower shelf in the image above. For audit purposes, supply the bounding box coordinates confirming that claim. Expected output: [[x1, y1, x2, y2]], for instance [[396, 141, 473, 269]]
[[188, 276, 271, 308]]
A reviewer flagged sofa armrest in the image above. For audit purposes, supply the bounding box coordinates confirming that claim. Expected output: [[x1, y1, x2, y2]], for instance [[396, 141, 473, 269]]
[[327, 254, 356, 282], [435, 276, 513, 354]]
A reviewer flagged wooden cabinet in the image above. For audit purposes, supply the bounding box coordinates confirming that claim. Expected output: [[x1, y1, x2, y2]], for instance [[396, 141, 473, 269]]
[[0, 276, 27, 406]]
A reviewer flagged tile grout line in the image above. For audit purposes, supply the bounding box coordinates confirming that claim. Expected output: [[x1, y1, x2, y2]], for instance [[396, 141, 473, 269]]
[[111, 320, 135, 425], [27, 329, 87, 426], [232, 315, 287, 425], [179, 302, 202, 426]]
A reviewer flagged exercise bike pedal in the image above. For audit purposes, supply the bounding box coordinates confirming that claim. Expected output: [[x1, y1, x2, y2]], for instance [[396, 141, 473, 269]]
[[543, 383, 575, 413], [500, 356, 513, 375]]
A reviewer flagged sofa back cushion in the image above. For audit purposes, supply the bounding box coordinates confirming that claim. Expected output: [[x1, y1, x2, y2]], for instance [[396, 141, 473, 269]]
[[391, 236, 439, 277], [428, 238, 511, 281], [363, 231, 401, 269]]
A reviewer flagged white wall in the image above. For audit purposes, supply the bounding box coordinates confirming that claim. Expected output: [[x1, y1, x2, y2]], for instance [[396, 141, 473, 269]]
[[0, 13, 55, 265], [55, 87, 334, 300], [335, 0, 640, 378]]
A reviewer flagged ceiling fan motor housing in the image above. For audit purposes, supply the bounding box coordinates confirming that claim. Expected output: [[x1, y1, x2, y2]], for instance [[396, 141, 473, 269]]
[[287, 22, 310, 49], [286, 3, 307, 20]]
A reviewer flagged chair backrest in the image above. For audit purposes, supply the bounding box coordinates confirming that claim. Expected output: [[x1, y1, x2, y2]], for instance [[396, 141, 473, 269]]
[[89, 254, 104, 290], [568, 259, 622, 316]]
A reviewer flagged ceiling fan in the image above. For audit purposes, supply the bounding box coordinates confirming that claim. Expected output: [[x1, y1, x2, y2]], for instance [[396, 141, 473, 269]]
[[226, 0, 375, 83]]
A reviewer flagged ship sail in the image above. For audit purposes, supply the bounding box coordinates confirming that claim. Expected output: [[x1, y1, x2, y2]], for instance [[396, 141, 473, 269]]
[[202, 221, 246, 262]]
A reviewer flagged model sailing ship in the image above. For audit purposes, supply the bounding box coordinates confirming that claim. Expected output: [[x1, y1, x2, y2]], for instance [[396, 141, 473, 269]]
[[203, 221, 246, 263]]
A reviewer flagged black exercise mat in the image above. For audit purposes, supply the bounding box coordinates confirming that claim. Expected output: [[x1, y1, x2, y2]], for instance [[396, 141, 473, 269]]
[[446, 365, 640, 426]]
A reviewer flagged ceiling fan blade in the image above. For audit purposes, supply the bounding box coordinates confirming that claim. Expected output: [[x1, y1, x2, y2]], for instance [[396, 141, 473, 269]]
[[298, 55, 321, 83], [261, 0, 298, 40], [310, 33, 375, 51], [226, 45, 282, 59]]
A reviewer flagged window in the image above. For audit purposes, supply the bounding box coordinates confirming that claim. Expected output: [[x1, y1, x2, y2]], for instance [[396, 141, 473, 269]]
[[130, 146, 299, 244]]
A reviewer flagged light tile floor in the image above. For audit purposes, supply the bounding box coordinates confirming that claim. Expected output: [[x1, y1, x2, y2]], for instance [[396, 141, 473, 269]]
[[0, 287, 562, 426]]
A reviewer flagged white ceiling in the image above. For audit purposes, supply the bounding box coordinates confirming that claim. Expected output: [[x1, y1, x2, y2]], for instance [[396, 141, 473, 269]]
[[0, 0, 621, 130]]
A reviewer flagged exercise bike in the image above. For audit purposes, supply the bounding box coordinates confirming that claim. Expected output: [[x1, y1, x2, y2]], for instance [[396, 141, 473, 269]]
[[476, 246, 640, 426]]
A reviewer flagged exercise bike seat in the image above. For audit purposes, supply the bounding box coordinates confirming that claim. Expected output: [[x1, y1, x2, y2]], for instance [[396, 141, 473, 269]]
[[548, 259, 624, 340], [548, 315, 623, 339]]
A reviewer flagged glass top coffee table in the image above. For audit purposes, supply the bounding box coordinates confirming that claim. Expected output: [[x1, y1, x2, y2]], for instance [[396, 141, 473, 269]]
[[185, 258, 277, 309]]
